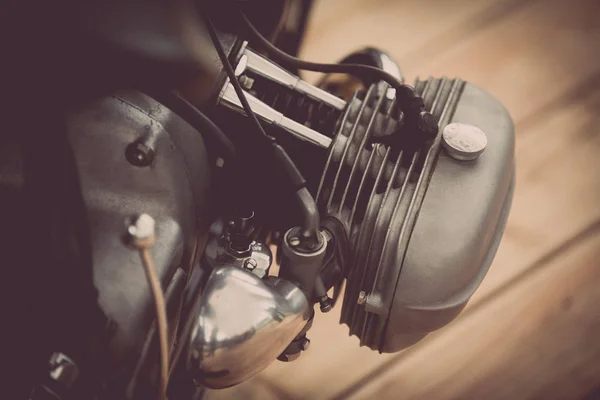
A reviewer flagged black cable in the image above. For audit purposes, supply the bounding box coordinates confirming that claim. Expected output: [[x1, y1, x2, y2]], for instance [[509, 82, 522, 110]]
[[202, 11, 272, 146], [202, 8, 320, 242], [149, 90, 236, 163], [238, 10, 439, 141]]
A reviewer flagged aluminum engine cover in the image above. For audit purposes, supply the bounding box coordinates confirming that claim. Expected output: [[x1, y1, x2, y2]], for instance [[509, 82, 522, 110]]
[[317, 77, 514, 352]]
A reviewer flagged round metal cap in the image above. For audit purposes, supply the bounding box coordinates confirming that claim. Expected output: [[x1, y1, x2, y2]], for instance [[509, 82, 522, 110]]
[[442, 123, 487, 161]]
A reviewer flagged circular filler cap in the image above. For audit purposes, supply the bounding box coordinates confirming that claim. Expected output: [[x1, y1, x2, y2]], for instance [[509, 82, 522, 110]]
[[442, 123, 487, 161]]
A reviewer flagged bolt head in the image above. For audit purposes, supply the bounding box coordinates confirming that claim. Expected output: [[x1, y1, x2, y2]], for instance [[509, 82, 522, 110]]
[[288, 237, 301, 247], [126, 142, 154, 166], [243, 258, 258, 270], [357, 291, 367, 305]]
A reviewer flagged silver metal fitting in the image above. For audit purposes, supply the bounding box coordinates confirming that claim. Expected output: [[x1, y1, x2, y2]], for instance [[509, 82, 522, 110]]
[[243, 258, 258, 270], [357, 291, 367, 305], [442, 123, 488, 161], [218, 82, 333, 149], [48, 352, 79, 390]]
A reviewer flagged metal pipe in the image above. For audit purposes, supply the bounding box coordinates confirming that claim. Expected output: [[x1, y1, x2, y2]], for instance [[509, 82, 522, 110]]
[[218, 81, 333, 149], [243, 48, 347, 111]]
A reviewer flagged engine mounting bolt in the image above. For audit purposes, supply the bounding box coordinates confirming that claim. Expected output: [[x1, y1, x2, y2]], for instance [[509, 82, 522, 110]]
[[243, 258, 258, 270], [357, 291, 367, 305], [126, 141, 155, 167], [442, 123, 487, 161], [239, 75, 255, 90]]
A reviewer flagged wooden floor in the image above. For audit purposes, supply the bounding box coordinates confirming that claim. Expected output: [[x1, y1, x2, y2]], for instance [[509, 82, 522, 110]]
[[207, 0, 600, 399]]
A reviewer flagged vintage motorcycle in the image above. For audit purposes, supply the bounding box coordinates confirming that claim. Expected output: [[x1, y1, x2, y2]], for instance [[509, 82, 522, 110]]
[[3, 0, 514, 398]]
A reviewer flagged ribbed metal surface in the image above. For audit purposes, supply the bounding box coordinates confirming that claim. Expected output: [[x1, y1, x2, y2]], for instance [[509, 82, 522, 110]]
[[317, 78, 465, 350]]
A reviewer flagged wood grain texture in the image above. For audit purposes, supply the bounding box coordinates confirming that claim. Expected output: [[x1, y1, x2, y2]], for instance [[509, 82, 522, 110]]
[[207, 0, 600, 398]]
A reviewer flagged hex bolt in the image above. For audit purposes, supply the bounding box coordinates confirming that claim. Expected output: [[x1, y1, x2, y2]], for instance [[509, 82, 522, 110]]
[[126, 134, 157, 167], [442, 122, 487, 161], [357, 291, 367, 305], [239, 75, 255, 90], [243, 258, 258, 270]]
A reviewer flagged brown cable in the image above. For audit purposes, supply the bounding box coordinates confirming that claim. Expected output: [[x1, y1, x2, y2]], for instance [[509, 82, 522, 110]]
[[138, 247, 169, 400]]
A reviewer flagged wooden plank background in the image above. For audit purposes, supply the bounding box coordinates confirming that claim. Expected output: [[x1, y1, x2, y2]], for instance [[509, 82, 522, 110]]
[[206, 0, 600, 398]]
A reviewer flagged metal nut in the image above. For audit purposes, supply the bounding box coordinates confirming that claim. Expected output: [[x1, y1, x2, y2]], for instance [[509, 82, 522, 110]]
[[126, 141, 155, 167], [243, 258, 258, 270], [357, 291, 367, 305], [239, 75, 255, 90]]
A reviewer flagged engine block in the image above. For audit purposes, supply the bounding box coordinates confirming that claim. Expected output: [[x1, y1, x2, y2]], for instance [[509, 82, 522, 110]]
[[318, 78, 514, 352]]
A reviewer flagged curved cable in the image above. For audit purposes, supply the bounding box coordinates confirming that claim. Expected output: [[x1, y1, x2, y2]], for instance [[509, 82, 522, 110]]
[[238, 10, 439, 142]]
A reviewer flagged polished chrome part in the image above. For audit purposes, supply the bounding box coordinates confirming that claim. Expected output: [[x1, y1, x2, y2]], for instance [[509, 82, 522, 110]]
[[218, 81, 333, 149], [205, 233, 273, 279], [239, 75, 255, 90], [242, 48, 347, 111], [442, 122, 488, 161], [186, 267, 310, 389]]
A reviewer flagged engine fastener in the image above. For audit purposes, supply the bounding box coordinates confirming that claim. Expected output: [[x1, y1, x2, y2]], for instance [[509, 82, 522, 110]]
[[243, 258, 258, 270], [357, 291, 367, 305]]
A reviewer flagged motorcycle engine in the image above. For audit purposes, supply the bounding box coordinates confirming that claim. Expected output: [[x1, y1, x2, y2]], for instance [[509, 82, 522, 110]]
[[3, 2, 514, 398]]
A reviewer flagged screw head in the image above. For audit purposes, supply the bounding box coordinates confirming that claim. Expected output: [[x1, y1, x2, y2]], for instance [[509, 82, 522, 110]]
[[357, 291, 367, 305], [288, 237, 301, 247], [442, 123, 487, 161], [126, 142, 154, 167], [243, 258, 258, 270]]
